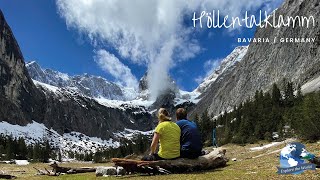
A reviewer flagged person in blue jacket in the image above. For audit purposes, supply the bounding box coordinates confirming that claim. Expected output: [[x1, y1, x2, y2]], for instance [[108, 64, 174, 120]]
[[176, 108, 203, 159]]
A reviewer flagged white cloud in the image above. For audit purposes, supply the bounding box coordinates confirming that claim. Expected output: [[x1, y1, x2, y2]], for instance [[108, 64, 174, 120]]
[[204, 59, 220, 76], [195, 58, 221, 84], [56, 0, 282, 98], [195, 76, 204, 84], [198, 0, 284, 18], [94, 50, 138, 89]]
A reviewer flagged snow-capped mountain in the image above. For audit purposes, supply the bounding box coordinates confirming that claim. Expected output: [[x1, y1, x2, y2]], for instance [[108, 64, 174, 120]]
[[26, 61, 137, 100], [195, 46, 248, 93], [26, 61, 70, 87], [166, 46, 249, 108], [0, 9, 155, 150]]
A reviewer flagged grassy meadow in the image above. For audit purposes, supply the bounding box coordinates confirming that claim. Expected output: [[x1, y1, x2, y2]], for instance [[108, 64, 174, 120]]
[[1, 140, 319, 180]]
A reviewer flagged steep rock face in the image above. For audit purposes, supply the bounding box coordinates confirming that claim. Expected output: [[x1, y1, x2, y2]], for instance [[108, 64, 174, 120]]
[[193, 0, 320, 116], [38, 86, 152, 139], [26, 61, 125, 100], [0, 10, 45, 125]]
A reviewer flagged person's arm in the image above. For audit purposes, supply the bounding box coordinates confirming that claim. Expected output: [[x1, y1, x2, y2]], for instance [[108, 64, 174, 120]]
[[150, 132, 160, 155]]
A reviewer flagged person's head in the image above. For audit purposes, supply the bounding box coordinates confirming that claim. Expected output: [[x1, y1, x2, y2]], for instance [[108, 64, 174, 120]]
[[176, 108, 187, 121], [158, 108, 171, 122]]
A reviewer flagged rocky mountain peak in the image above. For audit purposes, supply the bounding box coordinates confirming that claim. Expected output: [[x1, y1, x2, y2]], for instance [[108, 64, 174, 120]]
[[195, 46, 248, 93], [26, 61, 127, 100]]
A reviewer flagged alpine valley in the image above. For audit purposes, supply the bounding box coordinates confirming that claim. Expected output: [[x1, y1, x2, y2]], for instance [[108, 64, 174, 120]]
[[0, 0, 320, 159]]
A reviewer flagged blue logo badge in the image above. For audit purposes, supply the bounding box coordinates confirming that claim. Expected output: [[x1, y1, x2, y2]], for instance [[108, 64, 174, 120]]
[[278, 142, 316, 174]]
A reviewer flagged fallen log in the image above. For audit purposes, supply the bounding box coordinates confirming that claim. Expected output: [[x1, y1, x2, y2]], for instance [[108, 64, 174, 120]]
[[0, 174, 16, 179], [49, 162, 96, 174], [112, 148, 228, 174]]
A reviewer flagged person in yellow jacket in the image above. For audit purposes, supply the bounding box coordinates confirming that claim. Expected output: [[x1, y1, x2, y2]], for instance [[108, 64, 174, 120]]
[[142, 108, 181, 161]]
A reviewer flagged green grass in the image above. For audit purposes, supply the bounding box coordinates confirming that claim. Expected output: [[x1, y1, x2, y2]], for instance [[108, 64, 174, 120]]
[[1, 140, 319, 180]]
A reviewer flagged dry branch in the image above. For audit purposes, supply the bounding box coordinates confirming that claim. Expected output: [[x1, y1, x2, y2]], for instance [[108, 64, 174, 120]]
[[33, 167, 59, 176], [49, 162, 96, 174]]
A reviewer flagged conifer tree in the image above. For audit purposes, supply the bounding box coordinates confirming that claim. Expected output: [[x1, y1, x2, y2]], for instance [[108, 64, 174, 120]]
[[284, 82, 295, 107], [200, 109, 212, 145], [296, 84, 303, 103], [58, 151, 62, 162], [93, 151, 103, 163], [18, 137, 27, 159], [42, 140, 51, 162], [5, 136, 14, 160], [193, 113, 200, 129], [33, 143, 41, 161], [272, 83, 282, 106], [298, 92, 320, 141]]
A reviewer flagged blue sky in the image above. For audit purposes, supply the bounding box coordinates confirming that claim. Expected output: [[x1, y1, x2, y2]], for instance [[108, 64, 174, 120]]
[[0, 0, 283, 92]]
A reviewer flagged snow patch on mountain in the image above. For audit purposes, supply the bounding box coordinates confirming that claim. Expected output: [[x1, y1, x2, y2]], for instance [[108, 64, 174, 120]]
[[301, 75, 320, 94], [0, 121, 54, 145], [62, 132, 119, 153], [95, 98, 155, 116], [95, 97, 154, 110], [33, 80, 59, 93], [0, 121, 152, 156], [113, 128, 153, 140], [174, 90, 201, 106]]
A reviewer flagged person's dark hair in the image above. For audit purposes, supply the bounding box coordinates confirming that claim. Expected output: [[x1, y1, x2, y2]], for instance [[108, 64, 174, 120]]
[[176, 108, 187, 120]]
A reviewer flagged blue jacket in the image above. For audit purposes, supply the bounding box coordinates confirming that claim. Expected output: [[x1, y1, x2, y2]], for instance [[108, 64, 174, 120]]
[[176, 119, 203, 154]]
